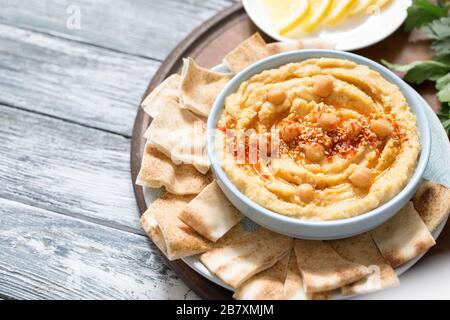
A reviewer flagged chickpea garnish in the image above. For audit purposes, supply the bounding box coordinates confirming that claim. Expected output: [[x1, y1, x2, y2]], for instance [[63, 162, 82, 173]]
[[349, 167, 372, 188], [312, 76, 334, 98], [267, 87, 287, 105], [318, 112, 339, 131], [297, 183, 315, 203], [291, 98, 312, 118], [370, 119, 393, 138], [280, 123, 300, 142], [344, 120, 362, 140], [304, 144, 325, 162]]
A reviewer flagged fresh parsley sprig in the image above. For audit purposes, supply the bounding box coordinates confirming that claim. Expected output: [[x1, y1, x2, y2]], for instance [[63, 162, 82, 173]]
[[383, 0, 450, 134], [423, 16, 450, 57], [405, 0, 450, 31]]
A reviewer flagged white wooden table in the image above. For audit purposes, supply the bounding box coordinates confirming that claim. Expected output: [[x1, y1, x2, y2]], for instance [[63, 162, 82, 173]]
[[0, 0, 237, 300], [1, 0, 449, 300]]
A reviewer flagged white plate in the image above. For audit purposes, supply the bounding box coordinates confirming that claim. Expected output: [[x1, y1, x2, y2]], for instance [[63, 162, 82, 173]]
[[242, 0, 411, 51], [143, 62, 450, 299]]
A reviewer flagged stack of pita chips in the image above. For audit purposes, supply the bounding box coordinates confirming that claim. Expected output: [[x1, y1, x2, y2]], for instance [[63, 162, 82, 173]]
[[137, 33, 450, 300]]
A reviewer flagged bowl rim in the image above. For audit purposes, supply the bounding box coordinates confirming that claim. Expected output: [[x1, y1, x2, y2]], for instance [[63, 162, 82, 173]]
[[206, 49, 431, 227]]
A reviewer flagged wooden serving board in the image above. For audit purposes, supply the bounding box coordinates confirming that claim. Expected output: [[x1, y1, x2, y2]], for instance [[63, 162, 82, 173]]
[[131, 2, 449, 300]]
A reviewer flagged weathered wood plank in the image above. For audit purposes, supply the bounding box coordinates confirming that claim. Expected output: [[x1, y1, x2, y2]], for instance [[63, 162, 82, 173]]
[[0, 24, 156, 136], [0, 0, 238, 300], [0, 104, 143, 232], [0, 0, 234, 61], [0, 198, 198, 300]]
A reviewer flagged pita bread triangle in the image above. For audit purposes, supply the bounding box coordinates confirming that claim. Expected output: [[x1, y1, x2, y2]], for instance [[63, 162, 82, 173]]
[[371, 202, 436, 268], [283, 250, 330, 300], [140, 208, 167, 256], [223, 33, 270, 73], [179, 180, 243, 242], [136, 143, 211, 195], [200, 227, 293, 289], [412, 180, 450, 232], [141, 204, 251, 262], [294, 239, 369, 293], [144, 94, 210, 174], [329, 233, 399, 296], [141, 74, 180, 119], [147, 193, 212, 260], [233, 252, 290, 300], [179, 57, 232, 117]]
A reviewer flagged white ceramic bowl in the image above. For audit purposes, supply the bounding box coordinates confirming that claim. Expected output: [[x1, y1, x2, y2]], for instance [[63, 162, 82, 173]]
[[207, 50, 431, 240]]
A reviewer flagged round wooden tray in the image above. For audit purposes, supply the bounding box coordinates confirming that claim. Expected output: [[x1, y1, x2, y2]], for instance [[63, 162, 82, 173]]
[[131, 2, 449, 300]]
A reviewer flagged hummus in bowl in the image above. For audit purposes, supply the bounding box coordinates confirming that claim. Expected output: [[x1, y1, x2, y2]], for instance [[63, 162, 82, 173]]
[[217, 58, 419, 221], [208, 50, 430, 239]]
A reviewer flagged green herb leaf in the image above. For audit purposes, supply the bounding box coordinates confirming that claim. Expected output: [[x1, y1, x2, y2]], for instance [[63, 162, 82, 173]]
[[404, 60, 450, 83], [405, 0, 449, 31], [437, 73, 450, 91], [436, 53, 450, 64], [438, 87, 450, 103], [439, 115, 450, 134], [388, 0, 450, 135], [432, 39, 450, 57], [382, 60, 418, 72], [437, 0, 450, 9], [423, 16, 450, 39], [440, 101, 450, 115], [382, 59, 450, 84], [437, 73, 450, 103], [437, 100, 450, 135], [438, 101, 450, 135]]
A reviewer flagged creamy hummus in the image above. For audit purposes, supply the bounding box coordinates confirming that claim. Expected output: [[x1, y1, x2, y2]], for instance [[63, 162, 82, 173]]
[[217, 58, 420, 221]]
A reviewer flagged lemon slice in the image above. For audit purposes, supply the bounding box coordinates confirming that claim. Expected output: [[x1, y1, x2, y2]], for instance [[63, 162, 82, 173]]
[[326, 0, 358, 25], [302, 0, 333, 33], [263, 0, 310, 35], [349, 0, 374, 15]]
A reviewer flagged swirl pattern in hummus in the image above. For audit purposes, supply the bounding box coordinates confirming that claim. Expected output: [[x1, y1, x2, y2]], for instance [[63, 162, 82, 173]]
[[217, 58, 420, 221]]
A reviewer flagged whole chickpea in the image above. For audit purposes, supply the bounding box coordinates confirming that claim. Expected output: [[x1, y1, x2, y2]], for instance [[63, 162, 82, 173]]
[[344, 120, 362, 140], [291, 98, 311, 118], [304, 144, 325, 162], [318, 112, 339, 131], [312, 76, 334, 98], [267, 87, 287, 105], [280, 124, 300, 142], [297, 183, 315, 203], [349, 167, 372, 188], [370, 119, 393, 138]]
